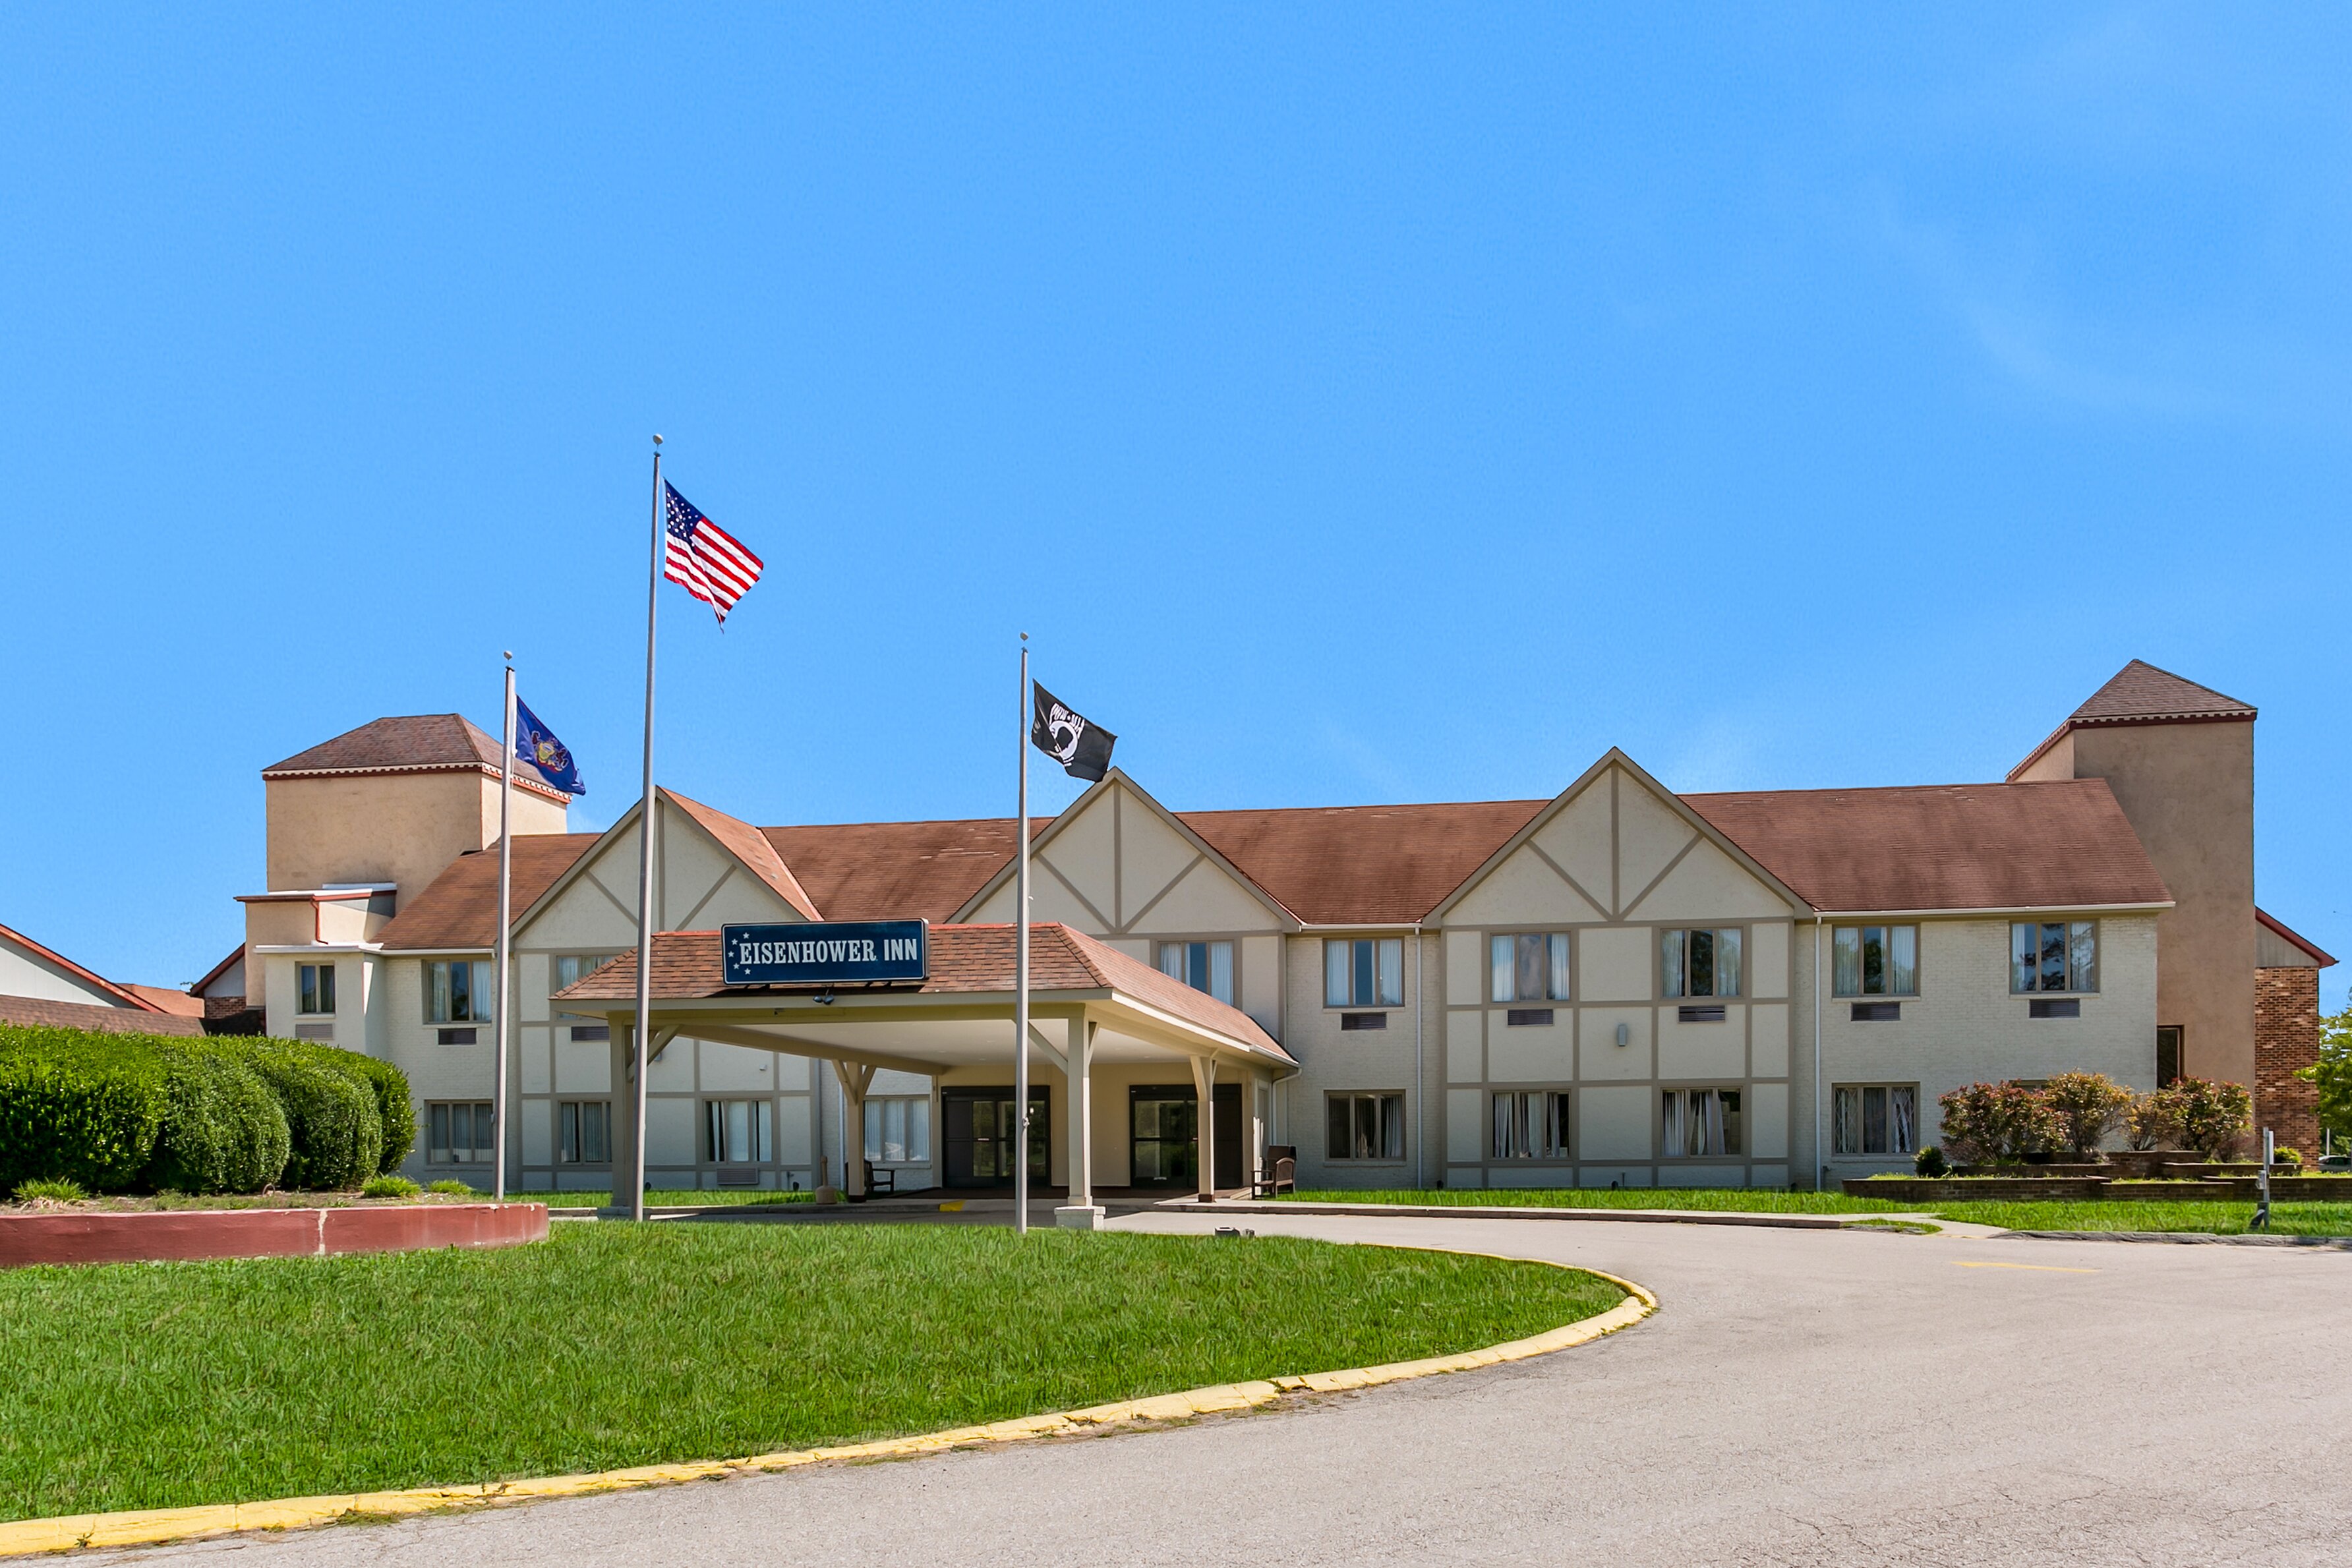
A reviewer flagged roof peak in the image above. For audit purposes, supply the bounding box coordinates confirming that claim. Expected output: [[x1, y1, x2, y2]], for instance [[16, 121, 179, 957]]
[[2069, 660, 2255, 725], [262, 713, 570, 800]]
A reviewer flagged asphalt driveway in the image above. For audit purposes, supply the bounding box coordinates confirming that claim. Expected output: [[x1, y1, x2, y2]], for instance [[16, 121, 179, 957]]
[[110, 1211, 2352, 1567]]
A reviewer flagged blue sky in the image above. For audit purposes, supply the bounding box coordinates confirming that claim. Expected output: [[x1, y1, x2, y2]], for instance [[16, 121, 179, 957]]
[[3, 5, 2345, 1006]]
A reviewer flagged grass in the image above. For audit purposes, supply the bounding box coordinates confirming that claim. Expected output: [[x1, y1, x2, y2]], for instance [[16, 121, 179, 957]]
[[0, 1222, 1620, 1522], [1281, 1188, 2352, 1235]]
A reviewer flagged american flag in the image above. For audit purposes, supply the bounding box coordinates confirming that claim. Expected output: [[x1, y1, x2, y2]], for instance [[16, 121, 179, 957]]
[[662, 480, 764, 624]]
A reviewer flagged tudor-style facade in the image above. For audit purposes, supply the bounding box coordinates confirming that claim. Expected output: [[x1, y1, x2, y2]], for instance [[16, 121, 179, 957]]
[[229, 661, 2330, 1191]]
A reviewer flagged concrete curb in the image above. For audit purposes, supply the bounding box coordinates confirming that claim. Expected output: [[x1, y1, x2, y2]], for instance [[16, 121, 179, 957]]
[[2009, 1229, 2352, 1249], [1185, 1198, 1848, 1229], [0, 1258, 1654, 1558]]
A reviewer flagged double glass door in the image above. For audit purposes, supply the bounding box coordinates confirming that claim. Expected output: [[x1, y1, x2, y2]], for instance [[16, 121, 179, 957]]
[[1129, 1084, 1244, 1190], [942, 1088, 1048, 1189]]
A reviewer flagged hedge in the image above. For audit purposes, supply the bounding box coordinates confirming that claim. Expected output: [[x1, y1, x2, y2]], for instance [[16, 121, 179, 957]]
[[0, 1024, 414, 1196]]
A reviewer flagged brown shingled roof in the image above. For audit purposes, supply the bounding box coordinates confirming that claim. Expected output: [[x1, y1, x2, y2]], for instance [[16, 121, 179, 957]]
[[556, 923, 1291, 1061], [1176, 800, 1548, 925], [1684, 779, 2170, 914], [262, 714, 569, 801], [0, 994, 207, 1036], [762, 817, 1044, 922], [2069, 660, 2255, 724], [374, 835, 599, 950]]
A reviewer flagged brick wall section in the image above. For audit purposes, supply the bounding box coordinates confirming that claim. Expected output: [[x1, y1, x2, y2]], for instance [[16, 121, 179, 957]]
[[2254, 966, 2321, 1157]]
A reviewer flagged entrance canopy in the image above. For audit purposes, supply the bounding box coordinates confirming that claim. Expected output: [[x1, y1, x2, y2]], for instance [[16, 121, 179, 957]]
[[554, 921, 1297, 1219]]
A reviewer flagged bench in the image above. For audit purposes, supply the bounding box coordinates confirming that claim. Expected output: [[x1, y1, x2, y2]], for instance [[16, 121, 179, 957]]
[[1253, 1145, 1296, 1199]]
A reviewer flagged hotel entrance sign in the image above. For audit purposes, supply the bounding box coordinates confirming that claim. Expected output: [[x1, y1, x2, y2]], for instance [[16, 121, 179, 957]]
[[721, 919, 929, 987]]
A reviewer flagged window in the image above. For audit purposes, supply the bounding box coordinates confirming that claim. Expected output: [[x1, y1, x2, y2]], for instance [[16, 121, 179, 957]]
[[1488, 933, 1572, 1004], [1661, 1088, 1741, 1157], [2156, 1025, 2183, 1088], [296, 962, 336, 1016], [425, 960, 495, 1023], [557, 1099, 610, 1164], [1326, 1092, 1405, 1161], [1660, 929, 1742, 998], [1832, 1085, 1916, 1157], [427, 1101, 494, 1163], [2011, 921, 2098, 994], [553, 953, 620, 1041], [1492, 1091, 1570, 1160], [864, 1096, 932, 1164], [1157, 941, 1235, 1005], [1324, 939, 1403, 1008], [705, 1098, 774, 1165], [1832, 925, 1917, 997]]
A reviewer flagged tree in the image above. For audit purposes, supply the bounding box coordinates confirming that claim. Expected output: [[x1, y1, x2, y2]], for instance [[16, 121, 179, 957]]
[[2295, 999, 2352, 1150]]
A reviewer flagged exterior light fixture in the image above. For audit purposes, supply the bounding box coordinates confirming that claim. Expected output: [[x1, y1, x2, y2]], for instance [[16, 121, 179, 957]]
[[1615, 1022, 1630, 1047]]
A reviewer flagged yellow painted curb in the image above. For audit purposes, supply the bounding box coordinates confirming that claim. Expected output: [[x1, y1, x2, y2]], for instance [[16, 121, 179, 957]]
[[0, 1256, 1654, 1558]]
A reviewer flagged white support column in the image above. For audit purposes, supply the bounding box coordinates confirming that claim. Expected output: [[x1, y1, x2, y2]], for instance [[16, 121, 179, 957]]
[[1190, 1053, 1217, 1202], [606, 1020, 637, 1214], [1055, 1014, 1103, 1230]]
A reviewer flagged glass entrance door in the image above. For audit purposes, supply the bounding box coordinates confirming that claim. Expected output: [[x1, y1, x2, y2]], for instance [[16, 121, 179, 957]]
[[941, 1088, 1048, 1189], [1129, 1084, 1245, 1190]]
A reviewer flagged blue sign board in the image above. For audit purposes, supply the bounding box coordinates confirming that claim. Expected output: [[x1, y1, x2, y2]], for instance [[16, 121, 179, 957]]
[[721, 919, 929, 987]]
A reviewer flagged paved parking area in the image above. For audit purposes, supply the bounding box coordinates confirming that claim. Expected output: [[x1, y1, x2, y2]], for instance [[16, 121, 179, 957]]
[[118, 1212, 2352, 1567]]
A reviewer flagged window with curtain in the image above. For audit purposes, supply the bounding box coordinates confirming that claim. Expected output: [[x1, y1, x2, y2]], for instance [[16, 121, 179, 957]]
[[864, 1096, 933, 1164], [557, 1099, 610, 1164], [1831, 1085, 1917, 1156], [297, 962, 337, 1016], [1659, 1088, 1742, 1157], [427, 1101, 494, 1163], [424, 960, 495, 1023], [1659, 929, 1743, 999], [1491, 1091, 1570, 1160], [1324, 1092, 1405, 1161], [1832, 926, 1918, 997], [1322, 938, 1403, 1008], [553, 952, 620, 1040], [1156, 941, 1235, 1005], [1488, 933, 1572, 1003], [704, 1099, 774, 1165], [2011, 921, 2098, 993]]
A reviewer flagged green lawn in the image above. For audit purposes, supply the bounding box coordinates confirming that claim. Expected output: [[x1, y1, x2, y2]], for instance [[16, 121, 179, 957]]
[[0, 1223, 1620, 1523], [1281, 1188, 2352, 1235]]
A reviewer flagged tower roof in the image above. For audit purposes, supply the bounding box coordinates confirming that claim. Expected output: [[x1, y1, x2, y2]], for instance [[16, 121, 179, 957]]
[[262, 714, 570, 800], [2067, 660, 2256, 726]]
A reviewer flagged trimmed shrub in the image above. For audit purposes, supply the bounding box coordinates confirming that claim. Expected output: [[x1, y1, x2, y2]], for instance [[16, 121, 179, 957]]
[[2043, 1072, 2133, 1159], [361, 1173, 419, 1199], [145, 1047, 290, 1195], [0, 1026, 168, 1192], [2170, 1077, 2252, 1161], [336, 1051, 415, 1175], [2271, 1145, 2303, 1169], [2125, 1089, 2182, 1151], [243, 1044, 382, 1190], [1913, 1144, 1951, 1177], [426, 1179, 475, 1196], [1936, 1082, 2059, 1165]]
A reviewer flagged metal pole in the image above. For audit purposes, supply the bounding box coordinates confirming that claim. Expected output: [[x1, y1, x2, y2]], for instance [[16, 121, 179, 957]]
[[1014, 634, 1030, 1235], [630, 436, 663, 1223], [493, 656, 515, 1203]]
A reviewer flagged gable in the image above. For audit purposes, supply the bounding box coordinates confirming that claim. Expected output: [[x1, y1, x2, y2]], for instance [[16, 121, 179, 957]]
[[510, 796, 808, 950], [1438, 754, 1800, 927]]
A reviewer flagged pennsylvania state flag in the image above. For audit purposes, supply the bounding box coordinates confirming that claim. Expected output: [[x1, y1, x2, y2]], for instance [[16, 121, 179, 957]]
[[514, 698, 585, 795]]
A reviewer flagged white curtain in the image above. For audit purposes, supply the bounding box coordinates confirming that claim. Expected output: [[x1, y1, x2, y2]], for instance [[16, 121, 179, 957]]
[[1659, 930, 1686, 999], [1660, 1090, 1686, 1156], [1715, 931, 1742, 999], [1889, 1088, 1916, 1154], [1324, 941, 1351, 1006], [1548, 933, 1572, 1001], [1490, 935, 1515, 1003], [1208, 941, 1235, 1004], [1376, 939, 1405, 1006]]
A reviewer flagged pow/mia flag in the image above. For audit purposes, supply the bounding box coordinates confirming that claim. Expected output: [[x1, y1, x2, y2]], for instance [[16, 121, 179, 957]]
[[1030, 683, 1117, 782]]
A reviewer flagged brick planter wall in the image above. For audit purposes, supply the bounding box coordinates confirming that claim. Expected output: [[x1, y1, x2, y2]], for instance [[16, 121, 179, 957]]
[[0, 1203, 549, 1269], [2255, 966, 2322, 1157]]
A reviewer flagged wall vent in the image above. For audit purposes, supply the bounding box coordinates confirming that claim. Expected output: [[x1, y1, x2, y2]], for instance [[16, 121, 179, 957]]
[[1505, 1008, 1555, 1027], [1850, 1002, 1901, 1022], [2028, 999, 2081, 1020], [1339, 1012, 1388, 1031], [1677, 1005, 1726, 1024]]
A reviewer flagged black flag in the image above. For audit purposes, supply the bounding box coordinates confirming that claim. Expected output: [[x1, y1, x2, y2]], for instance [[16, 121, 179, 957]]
[[1031, 683, 1117, 782]]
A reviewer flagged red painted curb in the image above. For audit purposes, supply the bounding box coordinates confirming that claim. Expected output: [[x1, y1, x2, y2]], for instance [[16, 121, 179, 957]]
[[0, 1204, 549, 1267]]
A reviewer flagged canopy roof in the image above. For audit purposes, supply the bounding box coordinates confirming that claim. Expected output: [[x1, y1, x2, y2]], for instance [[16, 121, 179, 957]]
[[554, 922, 1296, 1075]]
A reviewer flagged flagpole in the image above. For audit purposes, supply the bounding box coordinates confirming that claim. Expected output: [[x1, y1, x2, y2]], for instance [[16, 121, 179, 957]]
[[1014, 633, 1030, 1236], [494, 654, 515, 1204], [630, 436, 662, 1223]]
